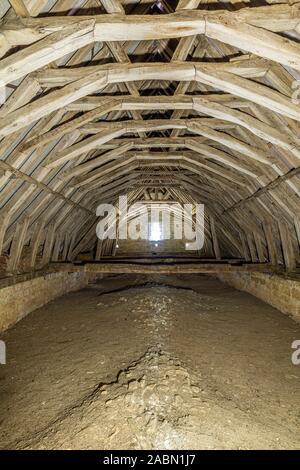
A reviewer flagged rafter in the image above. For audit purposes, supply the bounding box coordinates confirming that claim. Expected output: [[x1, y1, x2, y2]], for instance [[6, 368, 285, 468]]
[[0, 1, 299, 269], [8, 0, 30, 17], [1, 62, 300, 141], [45, 118, 296, 169], [1, 6, 300, 70]]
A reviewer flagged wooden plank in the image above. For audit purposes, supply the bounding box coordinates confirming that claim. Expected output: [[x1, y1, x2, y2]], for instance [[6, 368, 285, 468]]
[[294, 217, 300, 246], [19, 94, 288, 162], [246, 233, 258, 263], [0, 210, 12, 255], [224, 166, 300, 213], [100, 0, 124, 14], [41, 224, 56, 266], [34, 63, 299, 120], [95, 238, 103, 261], [61, 144, 133, 179], [2, 7, 300, 69], [0, 160, 93, 215], [239, 231, 251, 262], [52, 232, 62, 262], [71, 221, 98, 260], [8, 0, 30, 17], [101, 0, 146, 137], [45, 117, 287, 169], [0, 21, 95, 86], [253, 230, 266, 263], [2, 63, 300, 141], [0, 2, 298, 272], [69, 261, 285, 274], [39, 59, 265, 88], [263, 223, 278, 265], [7, 216, 30, 273], [61, 233, 71, 261], [278, 222, 297, 271], [210, 216, 221, 260], [29, 221, 45, 268], [19, 99, 118, 153]]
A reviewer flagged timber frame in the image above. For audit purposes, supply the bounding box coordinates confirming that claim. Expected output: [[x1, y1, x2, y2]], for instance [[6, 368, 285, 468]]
[[0, 0, 299, 274]]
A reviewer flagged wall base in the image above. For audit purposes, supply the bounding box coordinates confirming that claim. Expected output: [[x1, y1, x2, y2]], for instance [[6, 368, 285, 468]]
[[0, 271, 101, 332], [218, 272, 300, 324], [1, 268, 299, 332]]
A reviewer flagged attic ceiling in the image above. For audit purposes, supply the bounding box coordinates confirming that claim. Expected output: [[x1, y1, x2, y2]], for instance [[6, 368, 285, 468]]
[[0, 0, 299, 270]]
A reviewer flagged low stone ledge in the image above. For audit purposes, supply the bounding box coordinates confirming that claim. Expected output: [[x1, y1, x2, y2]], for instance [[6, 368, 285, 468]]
[[218, 271, 300, 324], [0, 270, 100, 332]]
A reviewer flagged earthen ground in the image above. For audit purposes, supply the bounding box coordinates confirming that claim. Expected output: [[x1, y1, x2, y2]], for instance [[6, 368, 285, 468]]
[[0, 274, 299, 450]]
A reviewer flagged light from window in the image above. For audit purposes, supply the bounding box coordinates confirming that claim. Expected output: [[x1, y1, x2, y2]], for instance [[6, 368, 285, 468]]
[[150, 222, 161, 241]]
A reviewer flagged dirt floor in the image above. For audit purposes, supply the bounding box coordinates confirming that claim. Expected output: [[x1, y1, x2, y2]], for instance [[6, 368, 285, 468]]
[[0, 274, 300, 450]]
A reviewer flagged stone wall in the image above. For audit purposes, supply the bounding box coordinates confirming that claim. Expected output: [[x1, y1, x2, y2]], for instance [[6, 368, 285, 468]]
[[0, 271, 101, 332], [218, 272, 300, 324], [1, 267, 299, 333]]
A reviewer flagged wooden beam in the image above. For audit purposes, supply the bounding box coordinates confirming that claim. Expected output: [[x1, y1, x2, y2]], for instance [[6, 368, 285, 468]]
[[34, 58, 267, 88], [52, 232, 62, 262], [19, 94, 291, 161], [0, 159, 94, 215], [34, 63, 299, 121], [239, 231, 251, 262], [210, 216, 221, 260], [2, 63, 300, 142], [2, 7, 300, 68], [45, 118, 283, 169], [7, 216, 30, 273], [69, 148, 258, 184], [29, 221, 45, 268], [0, 20, 95, 86], [278, 222, 297, 271], [100, 0, 146, 137], [246, 233, 258, 263], [224, 166, 300, 213], [19, 98, 119, 153], [73, 155, 247, 195], [51, 261, 286, 275], [253, 230, 266, 263], [8, 0, 30, 17], [263, 223, 278, 265], [95, 238, 103, 261], [41, 224, 56, 266], [0, 210, 12, 255], [71, 220, 98, 260], [62, 142, 133, 179], [61, 233, 71, 262], [100, 0, 124, 14]]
